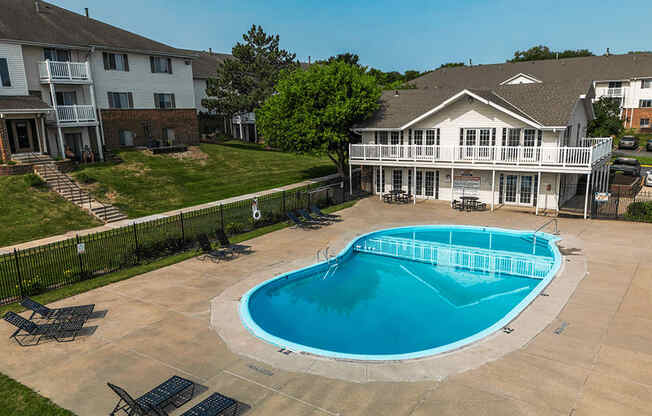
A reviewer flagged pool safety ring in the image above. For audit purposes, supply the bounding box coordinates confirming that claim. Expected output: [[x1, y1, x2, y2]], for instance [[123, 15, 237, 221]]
[[252, 198, 261, 221]]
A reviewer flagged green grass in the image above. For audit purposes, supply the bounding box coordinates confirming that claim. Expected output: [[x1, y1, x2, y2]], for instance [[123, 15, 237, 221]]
[[0, 373, 74, 416], [0, 175, 101, 247], [73, 142, 336, 218]]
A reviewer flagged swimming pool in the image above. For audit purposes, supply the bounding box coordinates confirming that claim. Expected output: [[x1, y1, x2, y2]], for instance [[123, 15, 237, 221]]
[[240, 225, 562, 361]]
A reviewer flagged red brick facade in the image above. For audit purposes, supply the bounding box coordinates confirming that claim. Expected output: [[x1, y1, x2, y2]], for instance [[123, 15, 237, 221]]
[[623, 108, 652, 132], [0, 119, 10, 163], [100, 109, 200, 148]]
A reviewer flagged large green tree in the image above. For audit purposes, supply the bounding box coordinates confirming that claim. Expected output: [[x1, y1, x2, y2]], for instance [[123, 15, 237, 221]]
[[509, 45, 594, 62], [256, 61, 382, 179], [203, 25, 298, 118], [588, 97, 624, 137]]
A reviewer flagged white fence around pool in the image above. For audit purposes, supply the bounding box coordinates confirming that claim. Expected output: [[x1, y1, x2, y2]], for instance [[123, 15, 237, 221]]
[[354, 236, 554, 280]]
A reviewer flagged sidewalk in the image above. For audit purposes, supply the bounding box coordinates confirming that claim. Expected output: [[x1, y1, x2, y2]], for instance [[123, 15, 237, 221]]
[[1, 173, 341, 253]]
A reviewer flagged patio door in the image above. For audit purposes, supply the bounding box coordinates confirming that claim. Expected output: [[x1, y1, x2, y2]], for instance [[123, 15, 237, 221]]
[[504, 175, 518, 203], [502, 174, 534, 205], [392, 169, 403, 191], [415, 170, 438, 199]]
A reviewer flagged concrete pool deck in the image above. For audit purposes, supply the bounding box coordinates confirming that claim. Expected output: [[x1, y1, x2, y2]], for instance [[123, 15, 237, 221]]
[[1, 197, 652, 415]]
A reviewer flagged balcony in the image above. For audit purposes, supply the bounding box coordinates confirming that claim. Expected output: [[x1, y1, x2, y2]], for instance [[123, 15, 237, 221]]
[[47, 105, 97, 125], [39, 61, 91, 83], [349, 138, 612, 170], [606, 87, 623, 97]]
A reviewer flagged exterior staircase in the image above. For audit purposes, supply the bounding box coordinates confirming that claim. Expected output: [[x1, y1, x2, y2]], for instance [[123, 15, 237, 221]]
[[11, 152, 55, 165], [34, 164, 128, 223]]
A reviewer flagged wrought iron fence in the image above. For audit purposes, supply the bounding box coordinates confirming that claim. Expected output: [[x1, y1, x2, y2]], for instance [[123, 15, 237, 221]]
[[0, 173, 362, 305]]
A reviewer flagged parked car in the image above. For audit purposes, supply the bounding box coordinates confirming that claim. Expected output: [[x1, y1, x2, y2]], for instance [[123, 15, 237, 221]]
[[618, 136, 639, 150], [646, 171, 652, 187], [610, 157, 641, 176], [647, 139, 652, 152]]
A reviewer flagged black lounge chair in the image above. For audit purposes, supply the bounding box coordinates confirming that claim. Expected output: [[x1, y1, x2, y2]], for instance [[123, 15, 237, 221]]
[[287, 212, 318, 229], [181, 392, 239, 416], [216, 229, 251, 255], [20, 297, 94, 322], [3, 311, 86, 346], [310, 205, 340, 220], [197, 233, 231, 262], [298, 208, 329, 224], [108, 376, 195, 416]]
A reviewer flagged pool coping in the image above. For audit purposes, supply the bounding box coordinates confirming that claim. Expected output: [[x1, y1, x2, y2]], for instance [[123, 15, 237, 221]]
[[210, 226, 587, 382]]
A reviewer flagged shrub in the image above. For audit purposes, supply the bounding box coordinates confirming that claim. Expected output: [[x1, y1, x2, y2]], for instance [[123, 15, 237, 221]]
[[625, 201, 652, 222], [6, 160, 16, 165], [19, 277, 43, 296], [225, 222, 244, 235], [23, 173, 45, 188]]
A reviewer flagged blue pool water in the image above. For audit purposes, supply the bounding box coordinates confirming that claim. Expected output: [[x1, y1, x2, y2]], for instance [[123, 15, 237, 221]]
[[240, 225, 561, 360]]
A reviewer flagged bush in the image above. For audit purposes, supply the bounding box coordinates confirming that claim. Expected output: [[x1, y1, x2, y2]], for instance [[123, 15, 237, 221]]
[[625, 201, 652, 222], [225, 222, 244, 235], [6, 160, 16, 165], [23, 173, 45, 188]]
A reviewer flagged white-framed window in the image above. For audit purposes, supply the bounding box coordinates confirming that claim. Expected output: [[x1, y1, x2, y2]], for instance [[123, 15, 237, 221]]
[[641, 118, 651, 127], [392, 169, 402, 190], [413, 129, 438, 145], [523, 129, 536, 147], [640, 100, 652, 108], [44, 48, 70, 61], [425, 129, 437, 145], [508, 128, 521, 146], [55, 91, 77, 105], [107, 92, 133, 109], [0, 58, 11, 87], [390, 131, 400, 145], [119, 130, 134, 146], [150, 56, 172, 74], [377, 131, 388, 144], [154, 93, 175, 109], [413, 129, 423, 145], [103, 52, 129, 71], [608, 81, 622, 88], [641, 79, 652, 89], [479, 129, 490, 146]]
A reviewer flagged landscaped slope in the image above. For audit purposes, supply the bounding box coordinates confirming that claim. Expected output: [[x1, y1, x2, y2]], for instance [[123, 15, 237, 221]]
[[0, 175, 101, 247], [73, 142, 337, 218]]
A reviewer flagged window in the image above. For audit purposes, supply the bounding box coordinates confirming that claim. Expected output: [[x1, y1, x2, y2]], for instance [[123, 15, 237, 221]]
[[642, 79, 652, 89], [392, 169, 402, 191], [523, 129, 536, 147], [0, 58, 10, 87], [640, 100, 652, 108], [119, 130, 134, 146], [390, 131, 400, 145], [641, 118, 651, 127], [425, 129, 437, 145], [375, 167, 382, 193], [55, 91, 77, 105], [44, 48, 70, 61], [608, 81, 622, 88], [413, 130, 423, 145], [107, 92, 133, 109], [102, 52, 129, 71], [162, 128, 175, 144], [508, 128, 521, 146], [479, 129, 490, 146], [150, 56, 172, 74], [154, 93, 175, 109], [378, 131, 388, 145]]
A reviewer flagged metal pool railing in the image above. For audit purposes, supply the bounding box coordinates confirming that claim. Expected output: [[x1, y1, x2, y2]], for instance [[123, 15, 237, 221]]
[[354, 236, 554, 279]]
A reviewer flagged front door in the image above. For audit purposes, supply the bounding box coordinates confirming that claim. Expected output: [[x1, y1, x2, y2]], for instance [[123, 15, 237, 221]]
[[10, 120, 36, 153], [503, 174, 534, 205]]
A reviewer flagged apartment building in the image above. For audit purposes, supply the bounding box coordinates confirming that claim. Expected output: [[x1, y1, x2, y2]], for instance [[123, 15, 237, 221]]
[[0, 0, 199, 163], [593, 76, 652, 131]]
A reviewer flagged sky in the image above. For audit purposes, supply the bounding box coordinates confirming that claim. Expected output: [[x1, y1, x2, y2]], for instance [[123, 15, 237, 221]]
[[49, 0, 652, 72]]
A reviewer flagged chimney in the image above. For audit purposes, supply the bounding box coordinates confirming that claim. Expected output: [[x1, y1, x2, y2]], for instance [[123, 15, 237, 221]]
[[84, 7, 89, 18], [34, 1, 40, 12]]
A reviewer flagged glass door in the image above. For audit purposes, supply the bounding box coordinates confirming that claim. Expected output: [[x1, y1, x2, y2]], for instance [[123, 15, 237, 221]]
[[504, 175, 518, 203], [519, 175, 534, 204], [424, 171, 435, 197], [415, 171, 423, 196]]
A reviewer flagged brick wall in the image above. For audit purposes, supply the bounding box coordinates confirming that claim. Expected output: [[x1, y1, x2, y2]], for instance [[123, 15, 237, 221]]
[[100, 109, 199, 148], [627, 108, 652, 132], [0, 119, 10, 163]]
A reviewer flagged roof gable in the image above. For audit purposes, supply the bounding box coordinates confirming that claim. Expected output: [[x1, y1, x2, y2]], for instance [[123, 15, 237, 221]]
[[500, 73, 542, 85]]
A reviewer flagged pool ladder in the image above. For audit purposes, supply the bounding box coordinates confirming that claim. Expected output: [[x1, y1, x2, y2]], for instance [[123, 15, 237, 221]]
[[317, 247, 338, 279]]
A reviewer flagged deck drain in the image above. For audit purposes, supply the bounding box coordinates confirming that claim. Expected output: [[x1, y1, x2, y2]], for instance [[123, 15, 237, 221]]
[[554, 321, 568, 334], [247, 364, 274, 376]]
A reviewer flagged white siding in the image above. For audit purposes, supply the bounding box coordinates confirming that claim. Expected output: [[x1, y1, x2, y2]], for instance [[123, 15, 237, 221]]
[[193, 78, 208, 113], [0, 42, 28, 96], [90, 51, 195, 109], [504, 75, 538, 85], [564, 98, 589, 147]]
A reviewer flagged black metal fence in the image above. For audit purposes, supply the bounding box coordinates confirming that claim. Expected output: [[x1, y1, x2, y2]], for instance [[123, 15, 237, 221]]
[[591, 188, 652, 220], [0, 173, 361, 305]]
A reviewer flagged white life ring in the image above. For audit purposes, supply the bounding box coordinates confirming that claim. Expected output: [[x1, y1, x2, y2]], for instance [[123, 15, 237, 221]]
[[253, 209, 261, 221]]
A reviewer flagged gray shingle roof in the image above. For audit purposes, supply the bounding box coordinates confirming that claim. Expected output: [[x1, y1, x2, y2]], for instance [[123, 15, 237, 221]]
[[0, 0, 192, 57], [179, 50, 232, 79], [0, 95, 51, 112], [359, 53, 652, 129]]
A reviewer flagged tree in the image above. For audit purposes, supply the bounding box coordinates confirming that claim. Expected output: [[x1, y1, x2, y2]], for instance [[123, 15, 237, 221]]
[[256, 61, 382, 179], [317, 53, 361, 66], [588, 97, 624, 138], [202, 25, 297, 118], [438, 62, 465, 69], [509, 45, 593, 62]]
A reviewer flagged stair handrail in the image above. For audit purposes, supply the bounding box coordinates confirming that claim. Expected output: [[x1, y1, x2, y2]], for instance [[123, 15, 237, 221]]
[[534, 218, 559, 235]]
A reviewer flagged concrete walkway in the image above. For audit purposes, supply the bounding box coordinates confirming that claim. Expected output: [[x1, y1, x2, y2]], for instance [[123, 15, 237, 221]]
[[0, 173, 341, 253], [1, 198, 652, 415]]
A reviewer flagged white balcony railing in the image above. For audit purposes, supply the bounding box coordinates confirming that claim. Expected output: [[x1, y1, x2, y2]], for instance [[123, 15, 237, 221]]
[[38, 61, 90, 82], [606, 87, 623, 97], [350, 138, 612, 169], [55, 105, 97, 124]]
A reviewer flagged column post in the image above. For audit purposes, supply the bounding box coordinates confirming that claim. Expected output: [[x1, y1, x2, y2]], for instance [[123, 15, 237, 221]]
[[57, 127, 65, 159], [349, 161, 352, 196], [450, 167, 454, 202], [413, 166, 416, 205], [536, 171, 541, 216], [491, 169, 495, 211], [39, 116, 47, 154], [583, 171, 591, 219]]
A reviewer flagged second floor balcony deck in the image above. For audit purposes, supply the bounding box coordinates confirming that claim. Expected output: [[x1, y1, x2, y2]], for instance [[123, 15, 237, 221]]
[[46, 105, 98, 126], [38, 60, 91, 83], [349, 138, 612, 170]]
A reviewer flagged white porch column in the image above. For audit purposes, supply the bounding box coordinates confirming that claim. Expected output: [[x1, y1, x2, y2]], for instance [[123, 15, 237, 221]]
[[94, 125, 104, 161], [491, 169, 495, 211], [379, 165, 383, 200], [536, 171, 542, 216], [39, 116, 47, 154], [583, 171, 591, 219], [413, 166, 417, 205], [239, 121, 244, 141], [57, 127, 65, 159], [349, 161, 352, 196], [451, 167, 455, 202], [604, 165, 609, 193]]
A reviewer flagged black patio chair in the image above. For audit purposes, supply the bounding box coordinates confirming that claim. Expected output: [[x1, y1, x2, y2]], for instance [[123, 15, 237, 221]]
[[181, 392, 240, 416], [310, 205, 341, 220], [287, 212, 318, 229], [20, 297, 95, 322], [298, 208, 329, 225], [108, 375, 195, 416], [197, 233, 231, 262], [382, 193, 393, 203], [216, 229, 250, 255], [451, 200, 462, 210], [3, 311, 86, 346]]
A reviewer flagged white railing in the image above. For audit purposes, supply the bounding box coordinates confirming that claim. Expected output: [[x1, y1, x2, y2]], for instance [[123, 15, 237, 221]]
[[38, 61, 90, 82], [56, 105, 97, 124], [350, 138, 612, 168], [606, 87, 623, 97], [355, 236, 554, 279]]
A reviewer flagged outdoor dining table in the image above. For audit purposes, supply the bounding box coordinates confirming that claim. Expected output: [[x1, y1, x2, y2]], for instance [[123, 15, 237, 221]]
[[459, 196, 479, 211]]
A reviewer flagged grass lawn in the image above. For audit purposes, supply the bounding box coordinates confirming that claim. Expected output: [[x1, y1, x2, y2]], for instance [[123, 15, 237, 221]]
[[0, 176, 101, 248], [73, 141, 337, 218], [0, 373, 74, 416]]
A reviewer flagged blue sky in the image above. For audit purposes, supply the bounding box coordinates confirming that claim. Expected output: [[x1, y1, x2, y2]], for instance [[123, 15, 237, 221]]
[[50, 0, 650, 72]]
